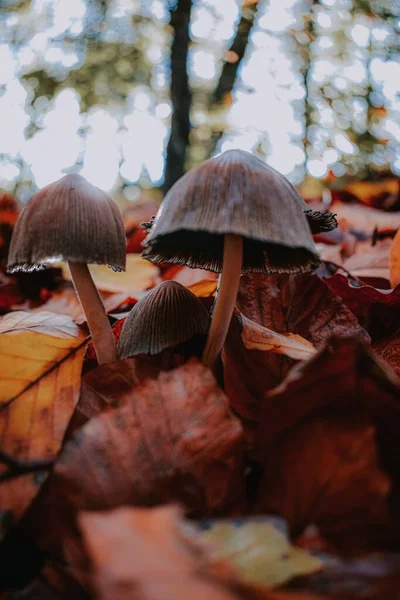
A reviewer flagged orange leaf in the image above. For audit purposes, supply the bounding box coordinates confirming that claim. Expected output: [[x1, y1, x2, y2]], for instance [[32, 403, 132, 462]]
[[0, 311, 87, 519], [61, 254, 159, 297]]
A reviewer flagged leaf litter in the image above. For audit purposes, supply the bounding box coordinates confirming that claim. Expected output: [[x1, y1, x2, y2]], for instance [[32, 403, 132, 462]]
[[2, 188, 400, 599]]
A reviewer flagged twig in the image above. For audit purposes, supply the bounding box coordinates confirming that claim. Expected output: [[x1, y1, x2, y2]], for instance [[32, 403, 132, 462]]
[[0, 450, 54, 483]]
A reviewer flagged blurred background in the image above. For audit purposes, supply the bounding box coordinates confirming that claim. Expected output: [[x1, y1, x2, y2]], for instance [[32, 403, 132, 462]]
[[0, 0, 399, 209]]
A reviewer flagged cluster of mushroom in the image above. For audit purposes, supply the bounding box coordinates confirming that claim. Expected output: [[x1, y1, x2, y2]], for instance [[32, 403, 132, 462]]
[[7, 150, 337, 368]]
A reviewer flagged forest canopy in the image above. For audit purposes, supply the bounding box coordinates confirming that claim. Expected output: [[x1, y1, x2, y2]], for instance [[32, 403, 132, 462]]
[[0, 0, 399, 203]]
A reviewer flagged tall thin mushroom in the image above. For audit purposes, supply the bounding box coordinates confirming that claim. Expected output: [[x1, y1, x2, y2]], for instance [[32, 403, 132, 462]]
[[7, 174, 126, 365], [142, 149, 337, 368]]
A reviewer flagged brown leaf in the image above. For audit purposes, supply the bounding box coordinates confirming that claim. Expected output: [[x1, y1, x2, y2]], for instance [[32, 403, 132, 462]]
[[223, 275, 368, 424], [52, 359, 244, 521], [73, 505, 308, 600], [343, 239, 391, 282], [0, 311, 87, 519], [389, 228, 400, 288], [256, 337, 400, 549], [373, 332, 400, 379], [290, 553, 400, 600], [256, 415, 391, 552], [30, 283, 131, 326], [73, 353, 161, 428], [333, 201, 400, 234]]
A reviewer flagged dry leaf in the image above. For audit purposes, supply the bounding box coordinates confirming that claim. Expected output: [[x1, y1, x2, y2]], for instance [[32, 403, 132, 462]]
[[73, 505, 295, 600], [34, 283, 131, 325], [333, 201, 400, 234], [0, 311, 87, 519], [342, 239, 391, 282], [199, 518, 321, 588], [239, 314, 316, 361], [373, 332, 400, 379], [324, 274, 400, 339], [51, 359, 244, 519], [256, 415, 391, 552], [389, 228, 400, 288], [223, 275, 368, 425], [344, 179, 400, 210], [61, 254, 159, 296], [256, 337, 400, 548]]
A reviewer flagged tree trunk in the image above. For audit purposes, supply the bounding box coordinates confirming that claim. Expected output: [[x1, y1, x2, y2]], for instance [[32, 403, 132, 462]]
[[163, 0, 193, 194], [212, 2, 259, 105]]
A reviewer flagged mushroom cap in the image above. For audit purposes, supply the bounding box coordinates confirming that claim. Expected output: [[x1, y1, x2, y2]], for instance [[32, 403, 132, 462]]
[[7, 174, 126, 272], [143, 150, 336, 274], [117, 280, 211, 358]]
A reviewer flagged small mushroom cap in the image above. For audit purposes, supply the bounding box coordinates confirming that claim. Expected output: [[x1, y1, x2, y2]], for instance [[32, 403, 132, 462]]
[[143, 150, 336, 274], [117, 280, 211, 358], [7, 174, 126, 272]]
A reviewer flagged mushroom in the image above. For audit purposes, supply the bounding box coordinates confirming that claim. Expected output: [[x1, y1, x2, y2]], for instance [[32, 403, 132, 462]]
[[142, 149, 337, 368], [7, 174, 126, 365], [117, 280, 211, 366]]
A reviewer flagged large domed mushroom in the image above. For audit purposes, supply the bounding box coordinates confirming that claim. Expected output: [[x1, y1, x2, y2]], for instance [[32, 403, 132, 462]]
[[142, 149, 336, 368]]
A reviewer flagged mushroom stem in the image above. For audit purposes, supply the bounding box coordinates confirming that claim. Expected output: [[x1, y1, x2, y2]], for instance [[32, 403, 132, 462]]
[[68, 262, 117, 365], [202, 234, 243, 368]]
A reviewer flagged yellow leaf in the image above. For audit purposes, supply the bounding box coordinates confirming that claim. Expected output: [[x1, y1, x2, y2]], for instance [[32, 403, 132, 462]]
[[200, 519, 322, 588], [188, 280, 218, 297], [240, 314, 316, 361], [390, 229, 400, 288], [0, 311, 87, 519], [62, 254, 159, 296]]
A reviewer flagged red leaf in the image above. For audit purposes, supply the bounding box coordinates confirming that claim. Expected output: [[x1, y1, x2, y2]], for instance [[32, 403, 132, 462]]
[[325, 274, 400, 340], [223, 275, 369, 425]]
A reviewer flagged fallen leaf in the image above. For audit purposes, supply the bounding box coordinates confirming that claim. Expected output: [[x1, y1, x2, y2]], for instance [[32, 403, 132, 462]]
[[164, 265, 218, 287], [199, 518, 322, 588], [72, 351, 160, 427], [240, 314, 316, 361], [344, 179, 400, 210], [188, 279, 218, 297], [373, 331, 400, 379], [52, 359, 244, 519], [0, 275, 24, 313], [333, 202, 400, 234], [343, 239, 391, 282], [72, 505, 295, 600], [32, 283, 133, 325], [223, 275, 368, 425], [324, 274, 400, 340], [256, 415, 391, 552], [71, 505, 322, 600], [256, 337, 400, 548], [290, 552, 400, 600], [389, 228, 400, 288], [61, 254, 159, 297], [0, 311, 87, 519]]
